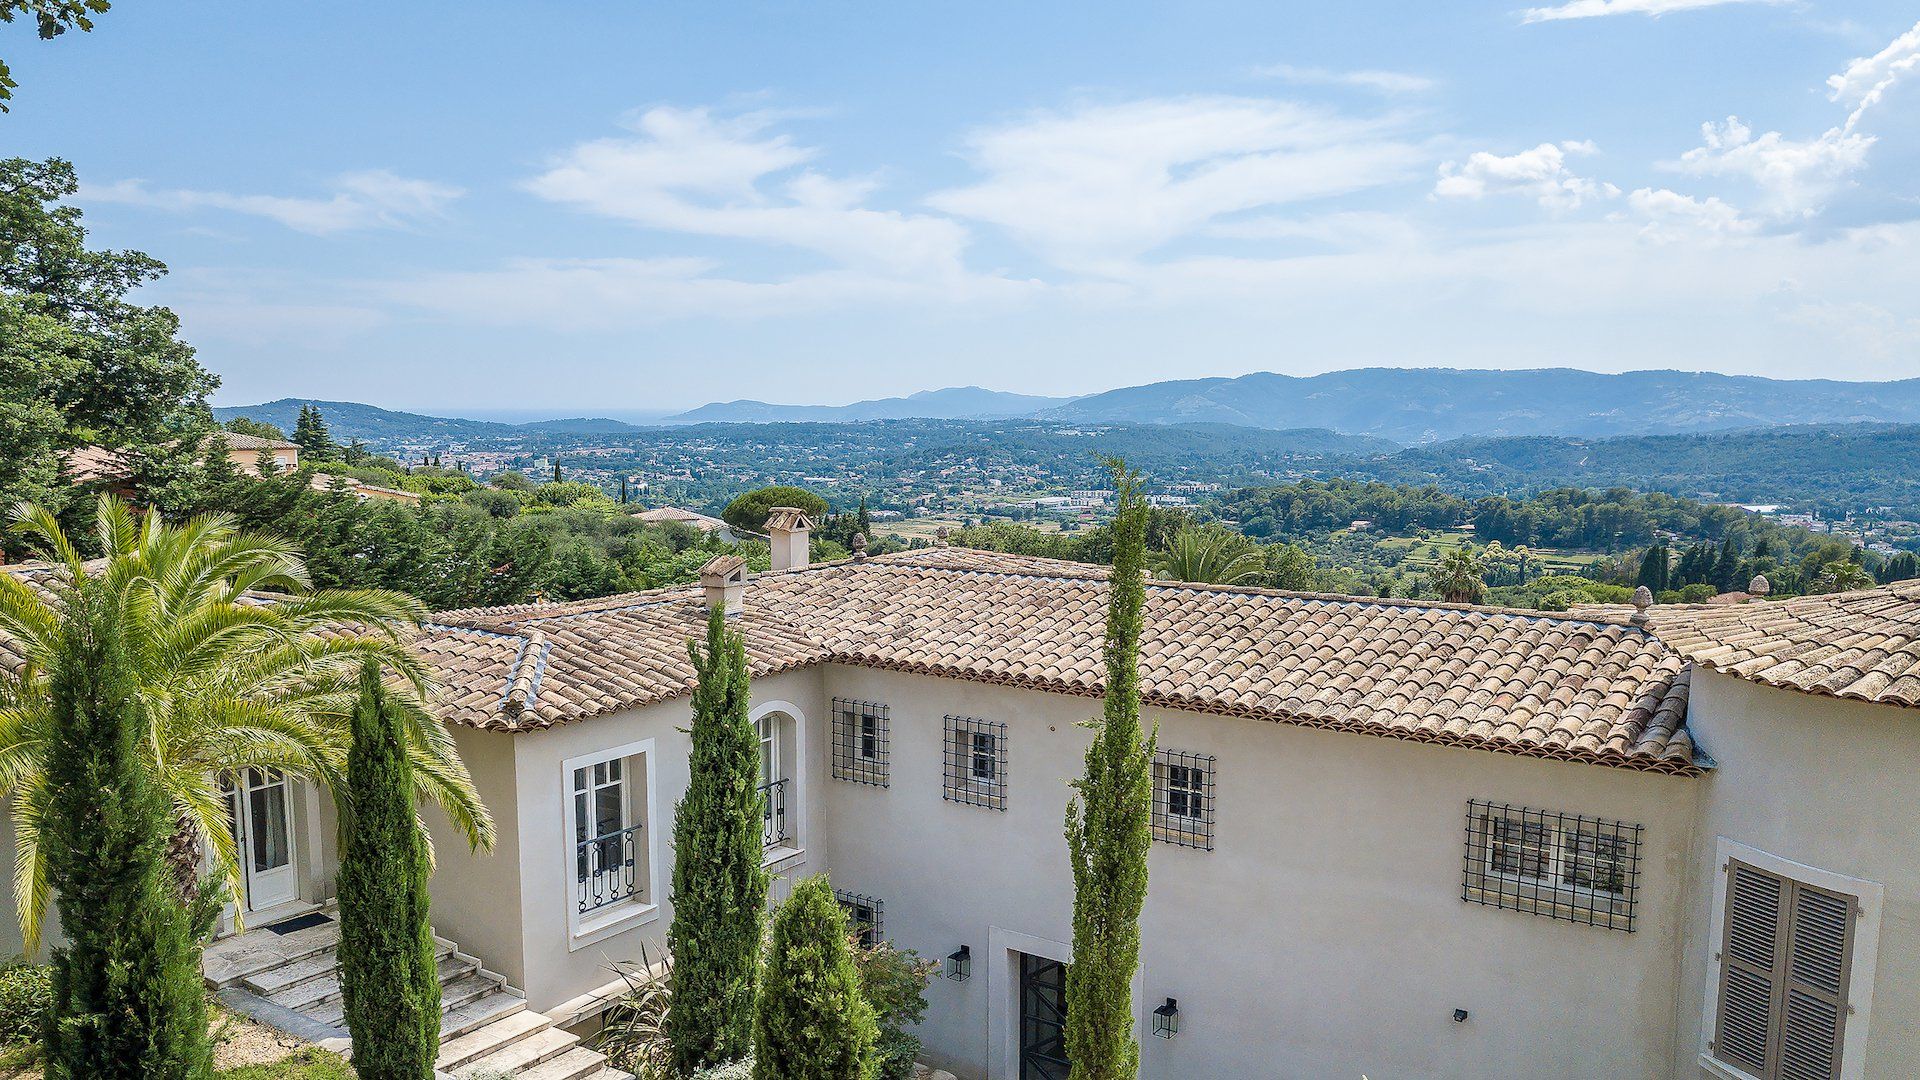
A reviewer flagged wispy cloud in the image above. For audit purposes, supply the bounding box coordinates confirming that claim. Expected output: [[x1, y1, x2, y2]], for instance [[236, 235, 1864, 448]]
[[1250, 64, 1436, 94], [81, 170, 463, 235], [1433, 140, 1619, 210], [928, 96, 1428, 271], [1826, 19, 1920, 130], [1672, 117, 1873, 216], [1519, 0, 1785, 24], [526, 106, 970, 276]]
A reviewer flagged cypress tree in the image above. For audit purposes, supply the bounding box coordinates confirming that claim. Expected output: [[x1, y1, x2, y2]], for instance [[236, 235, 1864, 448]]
[[665, 607, 769, 1073], [753, 875, 878, 1080], [1063, 460, 1155, 1080], [42, 575, 213, 1079], [338, 661, 442, 1078]]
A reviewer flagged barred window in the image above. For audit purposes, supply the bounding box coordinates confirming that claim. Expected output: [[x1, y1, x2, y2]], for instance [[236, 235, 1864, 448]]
[[830, 698, 890, 786], [943, 715, 1006, 810], [1463, 800, 1641, 932], [1151, 749, 1215, 850], [834, 889, 884, 947]]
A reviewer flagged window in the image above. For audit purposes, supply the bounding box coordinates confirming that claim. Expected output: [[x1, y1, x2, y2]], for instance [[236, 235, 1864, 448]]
[[1708, 855, 1871, 1080], [831, 698, 890, 786], [1462, 800, 1640, 931], [573, 755, 644, 915], [943, 715, 1007, 810], [834, 889, 884, 947], [1152, 749, 1215, 850], [757, 714, 790, 849]]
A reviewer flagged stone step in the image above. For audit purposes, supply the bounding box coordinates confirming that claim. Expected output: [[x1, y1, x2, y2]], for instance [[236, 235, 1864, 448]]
[[243, 937, 457, 997], [517, 1046, 616, 1080], [278, 952, 479, 1015], [203, 919, 341, 987], [440, 988, 528, 1042], [304, 967, 495, 1028], [437, 1009, 554, 1071], [455, 1027, 580, 1078]]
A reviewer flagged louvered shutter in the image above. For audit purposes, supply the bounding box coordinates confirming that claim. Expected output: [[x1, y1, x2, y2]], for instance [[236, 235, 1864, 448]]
[[1717, 862, 1787, 1076], [1779, 883, 1852, 1080], [1714, 861, 1857, 1080]]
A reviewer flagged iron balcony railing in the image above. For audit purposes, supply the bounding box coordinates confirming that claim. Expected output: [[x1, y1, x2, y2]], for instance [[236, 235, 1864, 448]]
[[576, 822, 644, 914], [760, 777, 790, 849]]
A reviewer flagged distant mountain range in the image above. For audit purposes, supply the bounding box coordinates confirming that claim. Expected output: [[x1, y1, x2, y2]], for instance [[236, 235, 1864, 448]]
[[216, 368, 1920, 447], [666, 386, 1072, 424]]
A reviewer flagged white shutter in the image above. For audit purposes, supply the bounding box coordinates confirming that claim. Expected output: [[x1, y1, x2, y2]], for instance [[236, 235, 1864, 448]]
[[1716, 862, 1786, 1076]]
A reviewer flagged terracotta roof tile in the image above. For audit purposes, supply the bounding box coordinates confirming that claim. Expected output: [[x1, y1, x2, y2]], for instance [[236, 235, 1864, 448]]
[[421, 547, 1703, 775]]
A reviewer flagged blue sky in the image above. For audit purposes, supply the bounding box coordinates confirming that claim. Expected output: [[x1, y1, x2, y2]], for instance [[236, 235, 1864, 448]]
[[6, 1, 1920, 413]]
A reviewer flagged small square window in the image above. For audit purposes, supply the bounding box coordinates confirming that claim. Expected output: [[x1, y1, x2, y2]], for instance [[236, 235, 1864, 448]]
[[834, 889, 884, 947], [831, 698, 890, 786], [943, 716, 1006, 810], [1152, 750, 1215, 850], [1463, 800, 1641, 932]]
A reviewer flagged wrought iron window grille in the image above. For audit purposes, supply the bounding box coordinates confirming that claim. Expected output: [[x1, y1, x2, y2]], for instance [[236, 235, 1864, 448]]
[[831, 698, 890, 786], [1462, 799, 1642, 932], [834, 889, 884, 947], [576, 822, 644, 915], [943, 715, 1007, 810], [1152, 749, 1216, 851], [759, 777, 790, 849]]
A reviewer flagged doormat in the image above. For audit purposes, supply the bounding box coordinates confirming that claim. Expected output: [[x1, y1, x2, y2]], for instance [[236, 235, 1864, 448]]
[[266, 912, 333, 935]]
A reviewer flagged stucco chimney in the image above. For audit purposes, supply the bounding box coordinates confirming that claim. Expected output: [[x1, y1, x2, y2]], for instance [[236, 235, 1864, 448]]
[[764, 507, 815, 572], [700, 553, 747, 616]]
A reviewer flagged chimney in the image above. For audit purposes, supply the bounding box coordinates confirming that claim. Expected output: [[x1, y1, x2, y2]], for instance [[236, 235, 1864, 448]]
[[700, 554, 747, 616], [764, 507, 815, 572]]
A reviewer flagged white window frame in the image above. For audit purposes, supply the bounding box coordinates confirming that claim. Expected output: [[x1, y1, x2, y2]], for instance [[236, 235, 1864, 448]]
[[561, 738, 660, 948], [750, 700, 808, 867], [1700, 837, 1883, 1080]]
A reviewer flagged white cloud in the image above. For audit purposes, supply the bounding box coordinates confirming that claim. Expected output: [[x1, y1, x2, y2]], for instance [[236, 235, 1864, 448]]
[[1433, 140, 1620, 210], [1826, 19, 1920, 130], [927, 96, 1428, 270], [81, 170, 463, 235], [1673, 116, 1873, 216], [526, 106, 969, 276], [1624, 187, 1756, 241], [1250, 64, 1436, 94], [1520, 0, 1783, 24]]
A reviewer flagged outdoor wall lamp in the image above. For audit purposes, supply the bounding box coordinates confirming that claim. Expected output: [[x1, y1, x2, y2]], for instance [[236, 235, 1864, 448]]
[[1152, 997, 1180, 1039], [945, 945, 971, 981]]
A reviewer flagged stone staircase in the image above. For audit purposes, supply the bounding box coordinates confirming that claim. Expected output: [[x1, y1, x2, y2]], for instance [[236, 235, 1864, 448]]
[[204, 913, 631, 1079]]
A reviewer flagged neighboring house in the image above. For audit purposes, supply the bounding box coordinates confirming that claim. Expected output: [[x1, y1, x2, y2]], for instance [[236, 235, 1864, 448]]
[[218, 431, 302, 474], [4, 517, 1918, 1080], [630, 505, 737, 540]]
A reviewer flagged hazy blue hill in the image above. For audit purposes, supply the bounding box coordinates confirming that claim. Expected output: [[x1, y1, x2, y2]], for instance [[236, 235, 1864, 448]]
[[1040, 368, 1920, 443], [517, 417, 643, 433], [213, 399, 522, 441], [667, 385, 1072, 423]]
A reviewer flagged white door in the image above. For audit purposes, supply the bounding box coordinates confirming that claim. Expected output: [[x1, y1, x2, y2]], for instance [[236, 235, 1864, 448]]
[[225, 769, 299, 911]]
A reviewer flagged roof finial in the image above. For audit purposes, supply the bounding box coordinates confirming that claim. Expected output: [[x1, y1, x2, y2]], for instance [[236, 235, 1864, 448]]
[[935, 526, 950, 548], [851, 532, 868, 562], [1749, 574, 1771, 596], [1631, 585, 1654, 626]]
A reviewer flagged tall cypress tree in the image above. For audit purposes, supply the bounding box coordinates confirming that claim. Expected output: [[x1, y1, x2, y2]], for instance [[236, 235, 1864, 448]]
[[1063, 460, 1155, 1080], [42, 575, 213, 1079], [753, 875, 879, 1080], [666, 607, 769, 1073], [338, 661, 442, 1078]]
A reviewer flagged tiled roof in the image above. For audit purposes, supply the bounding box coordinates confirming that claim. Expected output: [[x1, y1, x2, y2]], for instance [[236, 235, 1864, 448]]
[[1649, 580, 1920, 708], [218, 432, 299, 450], [422, 547, 1701, 775]]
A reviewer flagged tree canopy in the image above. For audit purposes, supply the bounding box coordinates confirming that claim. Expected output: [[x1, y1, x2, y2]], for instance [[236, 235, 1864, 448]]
[[722, 485, 829, 534]]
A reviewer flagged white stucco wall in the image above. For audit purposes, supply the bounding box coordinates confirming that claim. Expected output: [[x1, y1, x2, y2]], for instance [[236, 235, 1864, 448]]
[[425, 724, 526, 984], [817, 665, 1701, 1080], [1673, 669, 1920, 1080]]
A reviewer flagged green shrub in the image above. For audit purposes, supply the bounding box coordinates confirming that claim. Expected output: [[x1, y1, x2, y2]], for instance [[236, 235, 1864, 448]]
[[0, 962, 50, 1044], [692, 1059, 755, 1080], [852, 941, 935, 1080], [873, 1029, 919, 1080], [753, 875, 877, 1080]]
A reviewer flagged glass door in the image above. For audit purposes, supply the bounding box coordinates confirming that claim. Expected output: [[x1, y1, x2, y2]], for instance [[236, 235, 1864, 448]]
[[1019, 953, 1071, 1080], [224, 769, 299, 911]]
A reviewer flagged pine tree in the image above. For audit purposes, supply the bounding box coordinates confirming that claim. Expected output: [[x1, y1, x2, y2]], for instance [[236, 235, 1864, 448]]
[[338, 661, 441, 1078], [753, 875, 879, 1080], [1063, 460, 1154, 1080], [665, 608, 770, 1073], [41, 574, 213, 1079], [292, 404, 336, 462]]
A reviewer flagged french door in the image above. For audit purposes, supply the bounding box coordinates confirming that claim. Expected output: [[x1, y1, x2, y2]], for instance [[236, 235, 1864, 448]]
[[1019, 953, 1072, 1080], [223, 769, 299, 912]]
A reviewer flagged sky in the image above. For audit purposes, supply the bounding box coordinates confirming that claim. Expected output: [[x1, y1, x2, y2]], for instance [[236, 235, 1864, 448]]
[[5, 1, 1920, 414]]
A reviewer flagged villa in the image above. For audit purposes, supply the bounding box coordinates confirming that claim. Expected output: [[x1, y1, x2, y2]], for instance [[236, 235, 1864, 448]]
[[5, 512, 1918, 1079]]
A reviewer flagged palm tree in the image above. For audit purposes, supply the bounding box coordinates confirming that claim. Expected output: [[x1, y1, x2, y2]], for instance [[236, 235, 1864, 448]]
[[1429, 545, 1488, 605], [1151, 527, 1266, 586], [0, 497, 494, 949]]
